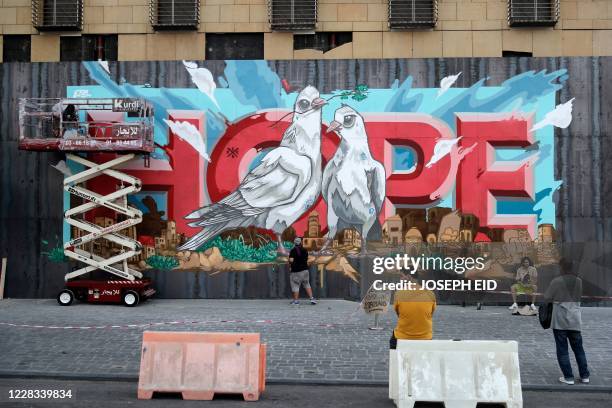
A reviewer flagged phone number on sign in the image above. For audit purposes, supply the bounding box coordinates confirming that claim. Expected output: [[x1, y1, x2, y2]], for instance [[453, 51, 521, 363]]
[[8, 389, 73, 399]]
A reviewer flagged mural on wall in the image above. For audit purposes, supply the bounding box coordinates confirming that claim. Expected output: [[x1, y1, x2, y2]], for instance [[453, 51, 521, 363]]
[[58, 59, 573, 282]]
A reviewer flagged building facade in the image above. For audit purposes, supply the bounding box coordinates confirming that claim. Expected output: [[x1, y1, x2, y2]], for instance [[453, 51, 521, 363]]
[[1, 1, 612, 62]]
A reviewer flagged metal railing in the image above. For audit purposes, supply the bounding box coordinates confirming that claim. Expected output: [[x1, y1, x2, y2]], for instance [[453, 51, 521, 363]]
[[150, 0, 199, 30], [32, 0, 83, 31], [268, 0, 317, 31], [508, 0, 559, 27], [18, 98, 154, 153], [388, 0, 437, 29]]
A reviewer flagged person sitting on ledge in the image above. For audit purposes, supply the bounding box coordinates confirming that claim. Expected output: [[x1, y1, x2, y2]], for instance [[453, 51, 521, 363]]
[[509, 256, 538, 312], [389, 270, 436, 349]]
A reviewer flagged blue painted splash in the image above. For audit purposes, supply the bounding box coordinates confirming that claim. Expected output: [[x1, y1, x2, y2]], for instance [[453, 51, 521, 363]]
[[385, 77, 424, 113], [223, 60, 286, 109], [433, 70, 566, 130]]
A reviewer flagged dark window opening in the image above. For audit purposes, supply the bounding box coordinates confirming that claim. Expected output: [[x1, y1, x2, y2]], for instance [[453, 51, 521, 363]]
[[294, 32, 352, 53], [269, 0, 317, 31], [33, 0, 83, 31], [151, 0, 199, 30], [388, 0, 437, 29], [60, 35, 118, 61], [502, 50, 533, 58], [205, 33, 264, 60], [508, 0, 559, 27], [3, 35, 32, 62]]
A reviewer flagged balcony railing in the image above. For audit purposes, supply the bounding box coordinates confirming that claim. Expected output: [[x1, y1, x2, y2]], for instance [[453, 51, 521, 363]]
[[32, 0, 83, 31], [389, 0, 437, 29], [268, 0, 317, 31], [150, 0, 200, 30], [508, 0, 559, 27]]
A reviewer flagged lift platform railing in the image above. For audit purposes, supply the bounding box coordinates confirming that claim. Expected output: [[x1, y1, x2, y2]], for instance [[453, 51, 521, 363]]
[[18, 98, 155, 153]]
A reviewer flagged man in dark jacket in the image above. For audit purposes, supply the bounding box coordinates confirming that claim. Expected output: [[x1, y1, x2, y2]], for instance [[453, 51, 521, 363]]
[[544, 258, 589, 385], [288, 237, 316, 305]]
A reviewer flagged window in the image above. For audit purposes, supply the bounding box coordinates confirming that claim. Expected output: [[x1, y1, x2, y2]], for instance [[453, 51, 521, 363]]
[[3, 35, 31, 62], [205, 34, 264, 60], [150, 0, 199, 30], [508, 0, 559, 27], [293, 32, 351, 52], [32, 0, 83, 31], [60, 35, 118, 61], [388, 0, 437, 29], [269, 0, 317, 31], [502, 50, 533, 58]]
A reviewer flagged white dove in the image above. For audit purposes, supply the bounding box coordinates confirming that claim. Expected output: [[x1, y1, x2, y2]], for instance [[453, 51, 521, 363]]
[[530, 98, 575, 132], [178, 86, 326, 252], [425, 137, 462, 168], [183, 60, 219, 108], [321, 105, 386, 254], [437, 72, 462, 98], [163, 119, 211, 162]]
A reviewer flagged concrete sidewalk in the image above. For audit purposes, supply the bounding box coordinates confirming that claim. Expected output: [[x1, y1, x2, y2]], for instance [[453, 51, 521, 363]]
[[0, 299, 611, 389]]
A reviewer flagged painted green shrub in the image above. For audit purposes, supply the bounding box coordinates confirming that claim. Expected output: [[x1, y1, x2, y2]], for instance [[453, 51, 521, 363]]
[[146, 255, 179, 271], [198, 236, 292, 263]]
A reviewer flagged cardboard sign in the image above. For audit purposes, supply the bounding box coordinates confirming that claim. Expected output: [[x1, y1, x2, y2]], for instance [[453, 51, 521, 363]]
[[362, 286, 390, 314]]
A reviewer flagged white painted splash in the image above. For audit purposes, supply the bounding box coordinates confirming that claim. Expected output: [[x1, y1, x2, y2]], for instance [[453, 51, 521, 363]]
[[437, 72, 462, 98], [182, 60, 219, 108], [425, 137, 462, 168], [163, 119, 211, 162], [51, 160, 72, 177], [530, 98, 575, 132], [97, 60, 110, 75]]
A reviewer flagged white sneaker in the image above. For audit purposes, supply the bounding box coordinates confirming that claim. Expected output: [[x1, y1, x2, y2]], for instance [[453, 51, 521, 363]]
[[508, 303, 518, 310], [559, 376, 574, 385], [530, 304, 537, 311], [579, 377, 590, 384]]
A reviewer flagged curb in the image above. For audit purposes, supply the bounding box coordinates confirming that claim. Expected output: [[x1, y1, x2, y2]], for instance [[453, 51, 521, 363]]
[[1, 371, 610, 393]]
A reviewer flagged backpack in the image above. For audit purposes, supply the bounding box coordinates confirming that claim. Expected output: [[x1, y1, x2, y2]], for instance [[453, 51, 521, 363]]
[[538, 302, 553, 329]]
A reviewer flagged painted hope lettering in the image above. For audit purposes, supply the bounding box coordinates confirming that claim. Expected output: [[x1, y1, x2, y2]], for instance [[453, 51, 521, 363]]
[[207, 111, 536, 236]]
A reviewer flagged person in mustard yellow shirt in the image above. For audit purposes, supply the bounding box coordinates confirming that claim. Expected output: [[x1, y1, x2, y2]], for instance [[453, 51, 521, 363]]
[[390, 271, 436, 349]]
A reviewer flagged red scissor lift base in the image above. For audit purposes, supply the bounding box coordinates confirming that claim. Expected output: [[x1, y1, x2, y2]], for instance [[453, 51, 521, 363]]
[[58, 279, 156, 307]]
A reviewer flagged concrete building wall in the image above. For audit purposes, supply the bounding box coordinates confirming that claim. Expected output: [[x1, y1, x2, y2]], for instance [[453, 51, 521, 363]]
[[1, 1, 612, 61]]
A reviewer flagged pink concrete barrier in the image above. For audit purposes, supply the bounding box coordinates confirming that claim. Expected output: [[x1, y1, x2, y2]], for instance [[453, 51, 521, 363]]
[[137, 331, 266, 401]]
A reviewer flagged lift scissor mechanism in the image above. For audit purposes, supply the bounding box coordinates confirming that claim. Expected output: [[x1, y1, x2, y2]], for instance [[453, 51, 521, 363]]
[[18, 97, 157, 306], [63, 153, 144, 281]]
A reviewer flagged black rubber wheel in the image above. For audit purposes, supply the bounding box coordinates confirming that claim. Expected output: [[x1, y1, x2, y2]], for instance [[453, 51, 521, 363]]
[[122, 290, 140, 307], [57, 289, 74, 306]]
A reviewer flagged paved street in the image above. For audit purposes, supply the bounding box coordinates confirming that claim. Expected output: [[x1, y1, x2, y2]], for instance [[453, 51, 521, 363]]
[[0, 299, 611, 388], [0, 378, 611, 408]]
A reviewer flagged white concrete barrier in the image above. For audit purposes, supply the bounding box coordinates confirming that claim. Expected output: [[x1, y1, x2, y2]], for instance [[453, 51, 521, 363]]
[[389, 340, 522, 408]]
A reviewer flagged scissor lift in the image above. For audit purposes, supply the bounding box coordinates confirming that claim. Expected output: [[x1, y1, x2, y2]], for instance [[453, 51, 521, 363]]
[[19, 97, 157, 306]]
